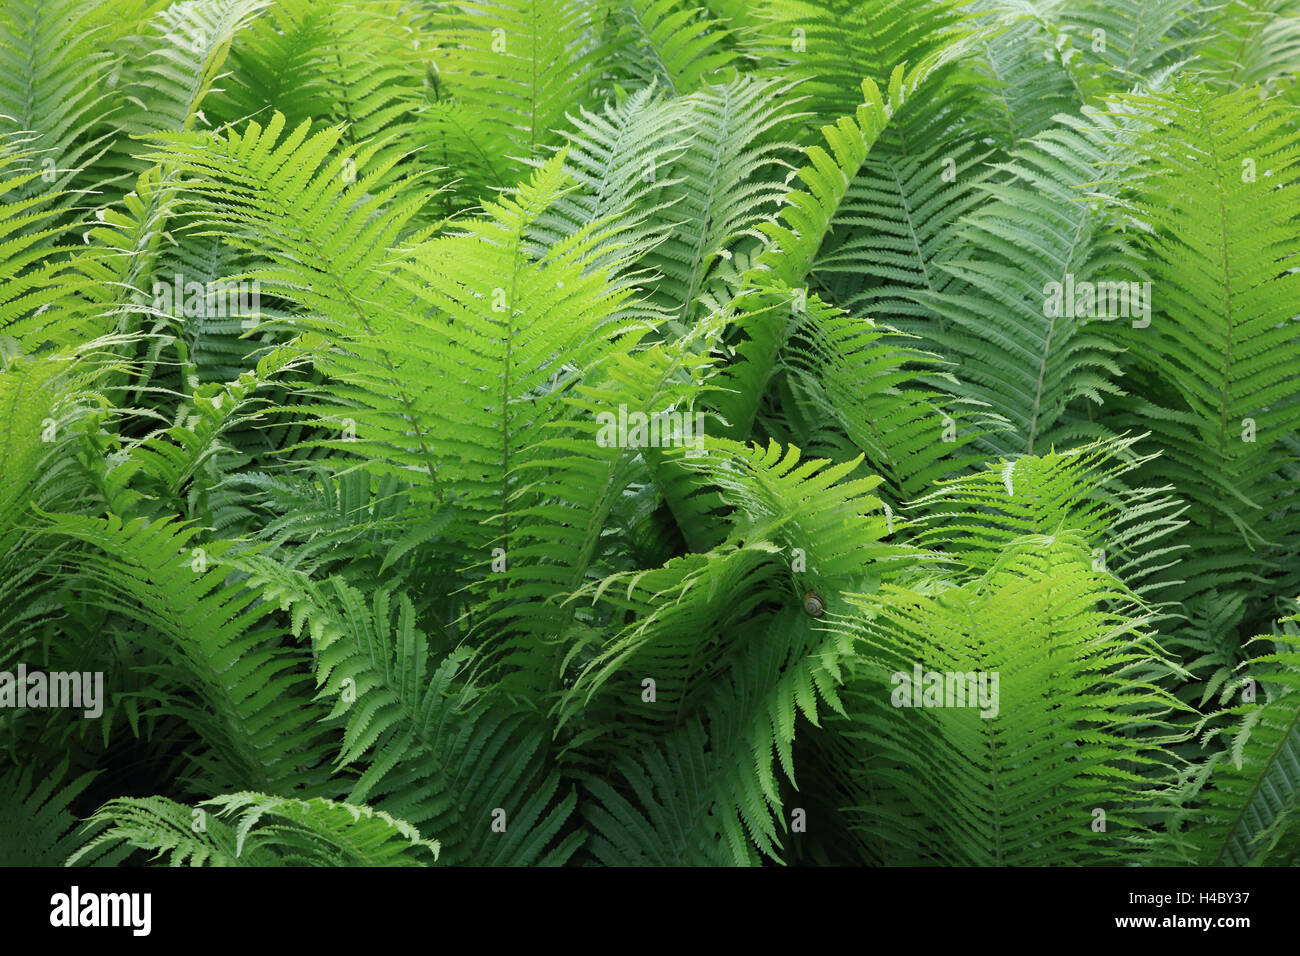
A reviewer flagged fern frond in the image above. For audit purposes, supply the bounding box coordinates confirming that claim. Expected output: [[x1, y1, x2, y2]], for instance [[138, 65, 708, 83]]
[[915, 105, 1155, 454], [114, 0, 271, 139], [0, 0, 124, 208], [1111, 81, 1300, 606], [713, 55, 973, 440], [748, 0, 977, 125], [608, 0, 739, 95], [1163, 628, 1300, 865], [71, 792, 439, 866], [37, 512, 335, 793], [830, 532, 1187, 865], [0, 762, 103, 865], [582, 720, 735, 865], [239, 565, 585, 866], [907, 434, 1187, 603], [426, 0, 610, 191]]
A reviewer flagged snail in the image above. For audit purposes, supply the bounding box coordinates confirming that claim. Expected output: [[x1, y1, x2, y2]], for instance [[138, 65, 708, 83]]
[[802, 589, 826, 618]]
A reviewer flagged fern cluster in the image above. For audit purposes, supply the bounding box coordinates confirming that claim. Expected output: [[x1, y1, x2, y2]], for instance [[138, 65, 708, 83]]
[[3, 0, 1300, 867]]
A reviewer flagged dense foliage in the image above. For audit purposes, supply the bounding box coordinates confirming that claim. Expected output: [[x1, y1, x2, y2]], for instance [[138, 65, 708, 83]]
[[2, 0, 1300, 867]]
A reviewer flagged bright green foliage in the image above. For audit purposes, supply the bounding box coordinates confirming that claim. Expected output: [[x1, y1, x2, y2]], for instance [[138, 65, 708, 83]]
[[0, 0, 1298, 869], [1114, 82, 1300, 625], [829, 532, 1186, 865]]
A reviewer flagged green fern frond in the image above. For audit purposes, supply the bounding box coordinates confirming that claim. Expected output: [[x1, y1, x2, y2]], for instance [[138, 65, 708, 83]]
[[1111, 81, 1300, 605], [37, 512, 335, 794], [746, 288, 994, 501], [1163, 625, 1300, 865], [426, 0, 610, 190], [114, 0, 271, 139], [1185, 0, 1300, 93], [71, 792, 439, 866], [633, 75, 806, 326], [831, 532, 1187, 865], [915, 105, 1155, 455], [608, 0, 739, 95], [0, 762, 104, 865], [238, 565, 585, 866], [582, 720, 736, 865], [907, 434, 1187, 602], [1060, 0, 1203, 83], [747, 0, 978, 124], [532, 84, 694, 261], [0, 0, 126, 208], [713, 55, 974, 441]]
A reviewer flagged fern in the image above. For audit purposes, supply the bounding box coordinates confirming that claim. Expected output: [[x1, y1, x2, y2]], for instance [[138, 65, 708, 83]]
[[0, 764, 107, 866], [1162, 624, 1300, 865], [915, 105, 1153, 455], [607, 0, 739, 95], [36, 512, 336, 794], [71, 792, 439, 865], [829, 532, 1187, 865], [425, 0, 610, 193], [1110, 81, 1300, 628], [1, 0, 1299, 874]]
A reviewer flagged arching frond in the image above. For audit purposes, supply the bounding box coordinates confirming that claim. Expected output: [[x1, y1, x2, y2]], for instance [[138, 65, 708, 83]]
[[37, 512, 335, 794], [71, 792, 439, 866], [915, 105, 1154, 455]]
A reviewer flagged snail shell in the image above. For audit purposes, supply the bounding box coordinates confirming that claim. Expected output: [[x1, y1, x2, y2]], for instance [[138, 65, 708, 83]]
[[803, 589, 826, 618]]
